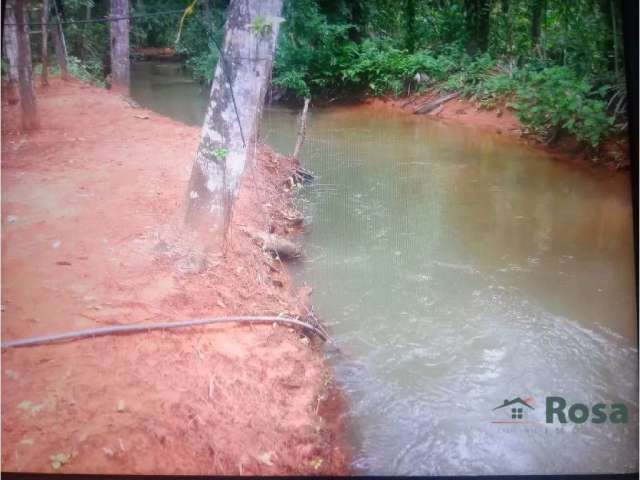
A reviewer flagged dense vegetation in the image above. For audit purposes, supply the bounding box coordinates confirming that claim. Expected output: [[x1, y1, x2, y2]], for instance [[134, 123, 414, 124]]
[[16, 0, 628, 153], [272, 0, 627, 150]]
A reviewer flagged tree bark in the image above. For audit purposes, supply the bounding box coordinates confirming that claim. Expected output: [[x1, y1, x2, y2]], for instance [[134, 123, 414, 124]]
[[41, 0, 49, 86], [51, 0, 68, 79], [78, 1, 92, 61], [14, 0, 39, 130], [464, 0, 491, 54], [185, 0, 284, 251], [109, 0, 130, 94], [3, 0, 20, 104], [531, 0, 544, 51], [414, 92, 460, 115], [404, 0, 417, 53], [610, 0, 620, 76]]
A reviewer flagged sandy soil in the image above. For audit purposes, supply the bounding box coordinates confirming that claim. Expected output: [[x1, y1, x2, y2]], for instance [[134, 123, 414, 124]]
[[1, 78, 349, 475]]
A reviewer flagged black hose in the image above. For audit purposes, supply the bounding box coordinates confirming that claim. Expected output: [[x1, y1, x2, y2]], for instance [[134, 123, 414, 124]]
[[1, 315, 329, 349]]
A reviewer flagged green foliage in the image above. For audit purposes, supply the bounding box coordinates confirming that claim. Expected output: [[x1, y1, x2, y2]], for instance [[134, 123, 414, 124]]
[[512, 66, 614, 148], [270, 0, 624, 149], [249, 15, 273, 37], [174, 13, 222, 84], [60, 0, 109, 75], [47, 0, 624, 151], [212, 147, 229, 159], [131, 0, 186, 47], [44, 56, 105, 87], [273, 0, 358, 98]]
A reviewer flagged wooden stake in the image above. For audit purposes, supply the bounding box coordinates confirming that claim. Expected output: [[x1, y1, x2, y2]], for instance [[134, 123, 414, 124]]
[[292, 97, 310, 161]]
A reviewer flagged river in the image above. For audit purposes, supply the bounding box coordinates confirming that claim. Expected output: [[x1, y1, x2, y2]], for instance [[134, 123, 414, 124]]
[[131, 60, 638, 475]]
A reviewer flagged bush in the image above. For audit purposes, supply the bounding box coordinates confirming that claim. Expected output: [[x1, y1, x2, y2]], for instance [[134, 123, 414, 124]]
[[42, 56, 105, 87], [512, 66, 614, 148]]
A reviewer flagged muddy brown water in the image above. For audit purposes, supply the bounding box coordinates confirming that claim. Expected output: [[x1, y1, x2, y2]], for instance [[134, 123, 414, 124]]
[[131, 61, 638, 475]]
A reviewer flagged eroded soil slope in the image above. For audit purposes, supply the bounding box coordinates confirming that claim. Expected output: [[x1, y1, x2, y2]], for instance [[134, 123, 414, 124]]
[[1, 78, 348, 475]]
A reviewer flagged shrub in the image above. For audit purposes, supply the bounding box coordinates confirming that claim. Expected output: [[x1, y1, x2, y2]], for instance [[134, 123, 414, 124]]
[[512, 66, 614, 148]]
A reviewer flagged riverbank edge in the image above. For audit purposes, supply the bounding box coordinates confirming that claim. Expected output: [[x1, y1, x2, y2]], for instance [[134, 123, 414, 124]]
[[377, 91, 630, 170], [304, 90, 630, 170], [1, 77, 351, 475]]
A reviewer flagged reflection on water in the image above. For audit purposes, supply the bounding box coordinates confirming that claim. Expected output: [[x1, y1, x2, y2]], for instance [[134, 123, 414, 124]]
[[131, 61, 208, 126], [131, 62, 638, 475]]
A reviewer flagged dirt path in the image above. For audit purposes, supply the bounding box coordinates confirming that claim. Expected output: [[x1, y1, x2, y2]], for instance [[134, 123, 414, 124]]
[[1, 78, 349, 475]]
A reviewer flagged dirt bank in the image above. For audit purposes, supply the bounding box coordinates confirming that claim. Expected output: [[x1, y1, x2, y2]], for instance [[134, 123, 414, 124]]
[[1, 78, 349, 475], [132, 47, 181, 61], [366, 91, 629, 169]]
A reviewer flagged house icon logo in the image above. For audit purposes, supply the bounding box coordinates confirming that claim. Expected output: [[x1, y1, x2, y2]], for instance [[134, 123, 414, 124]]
[[491, 397, 535, 424]]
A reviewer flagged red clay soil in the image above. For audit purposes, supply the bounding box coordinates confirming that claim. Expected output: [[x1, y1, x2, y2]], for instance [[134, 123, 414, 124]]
[[133, 47, 180, 61], [368, 92, 521, 135], [367, 91, 629, 168], [1, 78, 350, 475]]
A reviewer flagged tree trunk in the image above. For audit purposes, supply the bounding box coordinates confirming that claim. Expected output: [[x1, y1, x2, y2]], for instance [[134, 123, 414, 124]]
[[347, 0, 365, 43], [41, 0, 49, 86], [51, 0, 68, 79], [610, 0, 620, 76], [531, 0, 544, 51], [414, 92, 460, 114], [185, 0, 284, 251], [464, 0, 491, 54], [476, 0, 491, 53], [14, 0, 39, 130], [78, 1, 91, 61], [109, 0, 130, 94], [404, 0, 417, 52], [3, 0, 20, 104]]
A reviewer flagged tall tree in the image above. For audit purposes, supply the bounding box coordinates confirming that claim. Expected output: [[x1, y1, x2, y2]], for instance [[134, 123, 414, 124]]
[[14, 0, 39, 130], [185, 0, 283, 252], [51, 0, 68, 79], [3, 0, 20, 104], [404, 0, 417, 53], [109, 0, 130, 94], [41, 0, 49, 86], [464, 0, 491, 54], [531, 0, 544, 52]]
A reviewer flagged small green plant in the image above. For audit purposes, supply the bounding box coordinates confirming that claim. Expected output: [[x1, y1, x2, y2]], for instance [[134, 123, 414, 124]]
[[212, 147, 229, 159], [46, 56, 105, 87], [250, 15, 273, 36]]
